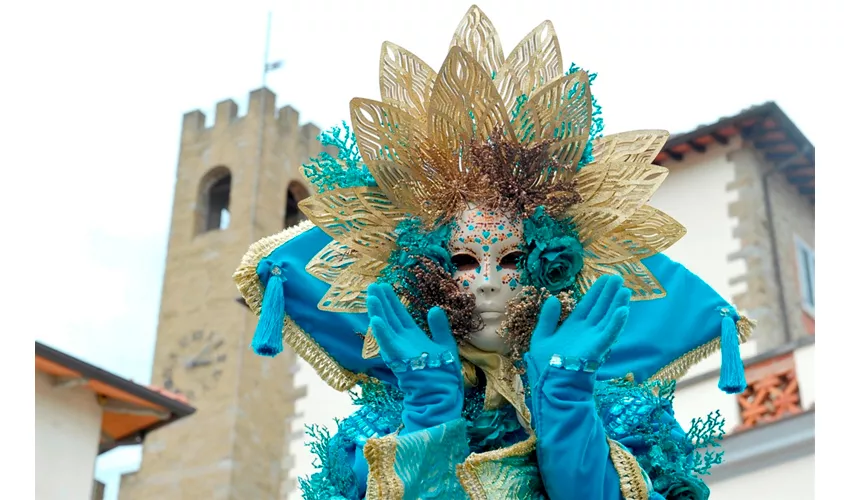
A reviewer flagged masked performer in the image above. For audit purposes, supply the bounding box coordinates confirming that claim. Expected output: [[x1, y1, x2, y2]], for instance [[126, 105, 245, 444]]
[[233, 5, 755, 499]]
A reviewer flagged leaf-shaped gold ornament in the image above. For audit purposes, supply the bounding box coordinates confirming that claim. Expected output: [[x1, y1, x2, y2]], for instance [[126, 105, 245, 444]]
[[566, 162, 669, 244], [297, 187, 406, 262], [526, 71, 593, 173], [591, 130, 670, 164], [305, 240, 357, 285], [607, 206, 686, 257], [428, 46, 515, 155], [584, 260, 666, 301], [379, 42, 437, 118], [494, 20, 563, 113], [450, 5, 505, 78], [316, 269, 374, 313]]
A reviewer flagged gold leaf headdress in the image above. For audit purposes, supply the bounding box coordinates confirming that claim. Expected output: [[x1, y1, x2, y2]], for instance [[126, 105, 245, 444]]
[[298, 5, 686, 314]]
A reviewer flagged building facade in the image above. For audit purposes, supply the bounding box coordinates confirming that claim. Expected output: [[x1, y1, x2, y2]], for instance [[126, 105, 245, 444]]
[[36, 368, 102, 499], [119, 88, 322, 500], [650, 102, 815, 498], [35, 341, 194, 500], [654, 102, 815, 352]]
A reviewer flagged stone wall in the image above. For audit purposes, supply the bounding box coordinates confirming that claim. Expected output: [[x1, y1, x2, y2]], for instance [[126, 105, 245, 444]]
[[120, 88, 323, 500], [727, 147, 815, 352]]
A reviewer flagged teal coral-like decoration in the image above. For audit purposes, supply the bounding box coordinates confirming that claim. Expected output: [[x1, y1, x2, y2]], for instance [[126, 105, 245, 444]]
[[686, 410, 726, 476], [567, 62, 605, 169], [301, 122, 377, 194], [595, 378, 722, 499], [378, 217, 457, 328], [299, 382, 406, 500], [352, 378, 406, 414], [299, 423, 360, 500]]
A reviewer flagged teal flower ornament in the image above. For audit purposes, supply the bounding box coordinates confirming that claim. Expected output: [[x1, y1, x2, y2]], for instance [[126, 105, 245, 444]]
[[525, 235, 585, 294], [656, 473, 710, 500]]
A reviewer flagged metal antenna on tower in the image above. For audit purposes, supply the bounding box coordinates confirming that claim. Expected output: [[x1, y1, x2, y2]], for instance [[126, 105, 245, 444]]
[[250, 10, 284, 241]]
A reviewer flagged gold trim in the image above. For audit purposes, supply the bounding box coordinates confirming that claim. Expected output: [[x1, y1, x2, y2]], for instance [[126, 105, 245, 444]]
[[364, 433, 405, 500], [459, 345, 532, 430], [608, 438, 650, 500], [283, 317, 362, 392], [232, 219, 316, 315], [361, 327, 380, 359], [461, 359, 479, 388], [456, 435, 538, 500], [232, 219, 369, 392], [648, 316, 756, 382]]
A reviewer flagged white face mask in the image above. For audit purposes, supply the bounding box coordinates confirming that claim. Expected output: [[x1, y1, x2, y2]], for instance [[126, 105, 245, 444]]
[[449, 208, 524, 354]]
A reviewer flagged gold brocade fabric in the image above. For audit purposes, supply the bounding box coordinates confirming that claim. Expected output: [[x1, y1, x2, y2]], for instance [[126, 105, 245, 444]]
[[459, 345, 532, 431], [457, 436, 546, 500], [364, 427, 650, 500], [608, 438, 651, 500]]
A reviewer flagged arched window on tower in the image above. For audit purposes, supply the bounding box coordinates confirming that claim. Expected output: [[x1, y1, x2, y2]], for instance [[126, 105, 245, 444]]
[[197, 166, 232, 234], [284, 181, 310, 229]]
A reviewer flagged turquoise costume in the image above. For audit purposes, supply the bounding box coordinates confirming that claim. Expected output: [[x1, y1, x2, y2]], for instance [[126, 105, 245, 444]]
[[233, 5, 754, 499]]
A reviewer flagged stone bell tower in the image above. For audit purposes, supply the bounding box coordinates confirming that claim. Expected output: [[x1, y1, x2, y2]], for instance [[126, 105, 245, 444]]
[[119, 88, 322, 499]]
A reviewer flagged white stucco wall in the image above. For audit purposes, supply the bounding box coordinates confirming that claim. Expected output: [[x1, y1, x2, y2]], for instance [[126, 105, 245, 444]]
[[672, 376, 742, 434], [794, 342, 816, 410], [650, 144, 758, 381], [35, 370, 103, 500], [651, 147, 741, 305], [707, 454, 815, 499]]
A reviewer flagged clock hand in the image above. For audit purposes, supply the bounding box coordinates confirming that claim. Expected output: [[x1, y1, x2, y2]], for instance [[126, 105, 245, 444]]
[[186, 345, 210, 368], [186, 340, 223, 368], [189, 358, 213, 368]]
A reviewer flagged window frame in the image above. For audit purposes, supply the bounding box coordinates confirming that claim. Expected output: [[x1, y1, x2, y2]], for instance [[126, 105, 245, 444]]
[[793, 235, 815, 317]]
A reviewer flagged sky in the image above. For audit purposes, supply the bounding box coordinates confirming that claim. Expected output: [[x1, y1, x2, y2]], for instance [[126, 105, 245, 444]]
[[6, 0, 833, 498]]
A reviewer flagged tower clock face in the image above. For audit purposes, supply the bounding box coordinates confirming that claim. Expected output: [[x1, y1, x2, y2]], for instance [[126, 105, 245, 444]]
[[161, 330, 227, 401]]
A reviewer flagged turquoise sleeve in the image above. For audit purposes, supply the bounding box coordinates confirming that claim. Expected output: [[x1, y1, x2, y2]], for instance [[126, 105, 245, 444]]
[[531, 367, 626, 500]]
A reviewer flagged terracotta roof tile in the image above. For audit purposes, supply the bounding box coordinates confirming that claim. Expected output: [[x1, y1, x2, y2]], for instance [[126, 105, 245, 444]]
[[146, 385, 191, 405]]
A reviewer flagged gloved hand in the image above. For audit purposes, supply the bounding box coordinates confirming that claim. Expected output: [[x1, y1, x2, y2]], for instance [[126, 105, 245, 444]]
[[366, 283, 463, 434], [525, 274, 631, 389], [523, 275, 635, 500]]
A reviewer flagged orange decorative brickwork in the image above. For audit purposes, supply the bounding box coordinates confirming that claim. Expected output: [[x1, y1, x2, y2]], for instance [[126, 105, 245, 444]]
[[736, 353, 803, 430]]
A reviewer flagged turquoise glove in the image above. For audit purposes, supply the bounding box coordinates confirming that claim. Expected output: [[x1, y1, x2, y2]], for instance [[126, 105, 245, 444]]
[[524, 274, 635, 500], [525, 274, 631, 380], [366, 283, 463, 434]]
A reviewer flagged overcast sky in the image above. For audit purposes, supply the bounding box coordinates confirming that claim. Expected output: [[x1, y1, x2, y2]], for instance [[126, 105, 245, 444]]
[[7, 0, 827, 498]]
